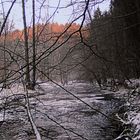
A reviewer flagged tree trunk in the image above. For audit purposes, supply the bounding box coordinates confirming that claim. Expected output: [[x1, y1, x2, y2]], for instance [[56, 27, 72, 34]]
[[22, 0, 31, 89], [32, 0, 36, 89]]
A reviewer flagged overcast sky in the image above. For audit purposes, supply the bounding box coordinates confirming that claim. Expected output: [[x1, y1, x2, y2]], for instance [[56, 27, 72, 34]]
[[1, 0, 110, 30]]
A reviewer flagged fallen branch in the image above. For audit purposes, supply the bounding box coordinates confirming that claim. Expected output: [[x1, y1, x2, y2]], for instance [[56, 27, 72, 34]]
[[114, 114, 132, 140], [25, 89, 42, 140], [115, 113, 129, 125]]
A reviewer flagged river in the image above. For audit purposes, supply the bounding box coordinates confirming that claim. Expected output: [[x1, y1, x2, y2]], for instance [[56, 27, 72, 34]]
[[0, 82, 124, 140]]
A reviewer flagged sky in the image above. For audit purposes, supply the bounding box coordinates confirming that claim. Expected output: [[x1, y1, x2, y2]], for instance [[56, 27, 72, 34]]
[[1, 0, 110, 30]]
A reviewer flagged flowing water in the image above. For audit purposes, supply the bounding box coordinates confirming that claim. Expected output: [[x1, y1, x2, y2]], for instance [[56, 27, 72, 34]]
[[0, 83, 124, 140]]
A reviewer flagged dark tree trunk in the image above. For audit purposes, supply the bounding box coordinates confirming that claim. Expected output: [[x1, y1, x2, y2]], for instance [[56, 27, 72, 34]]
[[22, 0, 31, 89], [32, 0, 36, 89]]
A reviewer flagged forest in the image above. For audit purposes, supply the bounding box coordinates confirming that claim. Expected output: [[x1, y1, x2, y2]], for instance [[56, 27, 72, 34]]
[[0, 0, 140, 140]]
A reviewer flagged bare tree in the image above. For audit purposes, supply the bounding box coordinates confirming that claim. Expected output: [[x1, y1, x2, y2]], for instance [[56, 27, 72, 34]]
[[21, 0, 31, 89], [32, 0, 36, 89]]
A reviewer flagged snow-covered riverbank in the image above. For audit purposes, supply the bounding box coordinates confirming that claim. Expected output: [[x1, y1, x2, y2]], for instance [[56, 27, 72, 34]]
[[115, 88, 140, 140], [106, 79, 140, 140]]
